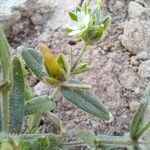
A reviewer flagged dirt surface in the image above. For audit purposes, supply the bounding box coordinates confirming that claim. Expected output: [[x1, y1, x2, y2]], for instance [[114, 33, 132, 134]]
[[1, 0, 150, 149]]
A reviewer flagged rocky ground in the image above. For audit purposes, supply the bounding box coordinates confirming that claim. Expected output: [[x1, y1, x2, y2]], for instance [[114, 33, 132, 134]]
[[0, 0, 150, 149]]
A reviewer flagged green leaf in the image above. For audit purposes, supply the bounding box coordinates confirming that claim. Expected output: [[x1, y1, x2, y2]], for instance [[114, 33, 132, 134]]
[[8, 56, 25, 134], [27, 113, 42, 134], [74, 62, 89, 73], [68, 12, 77, 21], [27, 48, 43, 65], [25, 96, 55, 115], [95, 134, 130, 149], [47, 112, 65, 134], [60, 80, 111, 120], [19, 47, 46, 80], [130, 101, 148, 140], [20, 133, 62, 150], [0, 26, 11, 82], [77, 131, 95, 148]]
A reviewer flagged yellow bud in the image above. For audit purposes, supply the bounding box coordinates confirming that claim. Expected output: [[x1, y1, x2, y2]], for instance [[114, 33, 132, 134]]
[[38, 43, 60, 78]]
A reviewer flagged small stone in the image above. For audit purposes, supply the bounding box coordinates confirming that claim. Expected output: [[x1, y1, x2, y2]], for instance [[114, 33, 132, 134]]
[[121, 19, 150, 54], [136, 51, 149, 61], [31, 13, 43, 25], [129, 101, 139, 112], [138, 60, 150, 78], [33, 81, 50, 96], [130, 56, 139, 66], [11, 10, 22, 22], [119, 70, 138, 90], [128, 1, 145, 19]]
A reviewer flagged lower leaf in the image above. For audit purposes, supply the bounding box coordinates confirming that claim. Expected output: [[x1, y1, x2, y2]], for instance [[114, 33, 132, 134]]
[[60, 80, 111, 120]]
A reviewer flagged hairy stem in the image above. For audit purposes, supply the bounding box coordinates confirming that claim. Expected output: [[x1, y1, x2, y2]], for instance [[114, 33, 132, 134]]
[[2, 91, 9, 132], [71, 44, 88, 72], [61, 139, 150, 149], [70, 47, 73, 68], [0, 27, 12, 133]]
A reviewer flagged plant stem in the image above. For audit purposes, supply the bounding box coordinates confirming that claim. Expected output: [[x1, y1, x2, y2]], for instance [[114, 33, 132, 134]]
[[0, 27, 12, 133], [61, 139, 150, 149], [135, 121, 150, 139], [2, 91, 9, 132], [70, 47, 73, 68], [71, 44, 88, 72]]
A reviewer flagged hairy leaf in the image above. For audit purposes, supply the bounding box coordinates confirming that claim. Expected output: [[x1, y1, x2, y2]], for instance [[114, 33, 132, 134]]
[[19, 47, 45, 80], [25, 96, 55, 115], [130, 101, 148, 140], [77, 131, 95, 148], [8, 56, 25, 133], [60, 80, 111, 120]]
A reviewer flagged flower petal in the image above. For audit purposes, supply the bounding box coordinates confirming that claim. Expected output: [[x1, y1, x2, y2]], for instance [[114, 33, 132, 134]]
[[38, 43, 60, 78]]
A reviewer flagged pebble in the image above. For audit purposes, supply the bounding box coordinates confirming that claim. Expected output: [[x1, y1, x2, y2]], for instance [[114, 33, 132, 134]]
[[138, 60, 150, 78], [129, 101, 139, 112]]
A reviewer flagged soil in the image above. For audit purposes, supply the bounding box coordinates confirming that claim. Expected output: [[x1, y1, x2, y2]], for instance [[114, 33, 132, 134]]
[[0, 0, 150, 149]]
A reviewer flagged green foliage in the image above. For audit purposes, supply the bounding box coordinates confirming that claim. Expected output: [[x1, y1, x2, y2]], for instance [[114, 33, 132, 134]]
[[130, 100, 148, 140], [0, 26, 11, 82], [25, 96, 55, 115], [77, 86, 150, 149], [8, 56, 25, 134], [60, 80, 110, 120], [19, 47, 46, 80]]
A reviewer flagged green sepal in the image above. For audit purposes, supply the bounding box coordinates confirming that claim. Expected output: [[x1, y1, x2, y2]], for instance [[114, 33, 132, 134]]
[[25, 96, 55, 115], [68, 12, 77, 21], [130, 100, 148, 140], [100, 16, 111, 30], [61, 27, 73, 33], [19, 47, 46, 80], [83, 2, 88, 14], [74, 62, 89, 73], [60, 80, 111, 120], [8, 56, 25, 134], [45, 76, 60, 86], [57, 53, 70, 79]]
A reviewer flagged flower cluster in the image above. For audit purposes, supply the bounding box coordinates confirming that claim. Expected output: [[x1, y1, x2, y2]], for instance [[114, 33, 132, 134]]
[[63, 0, 111, 44]]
